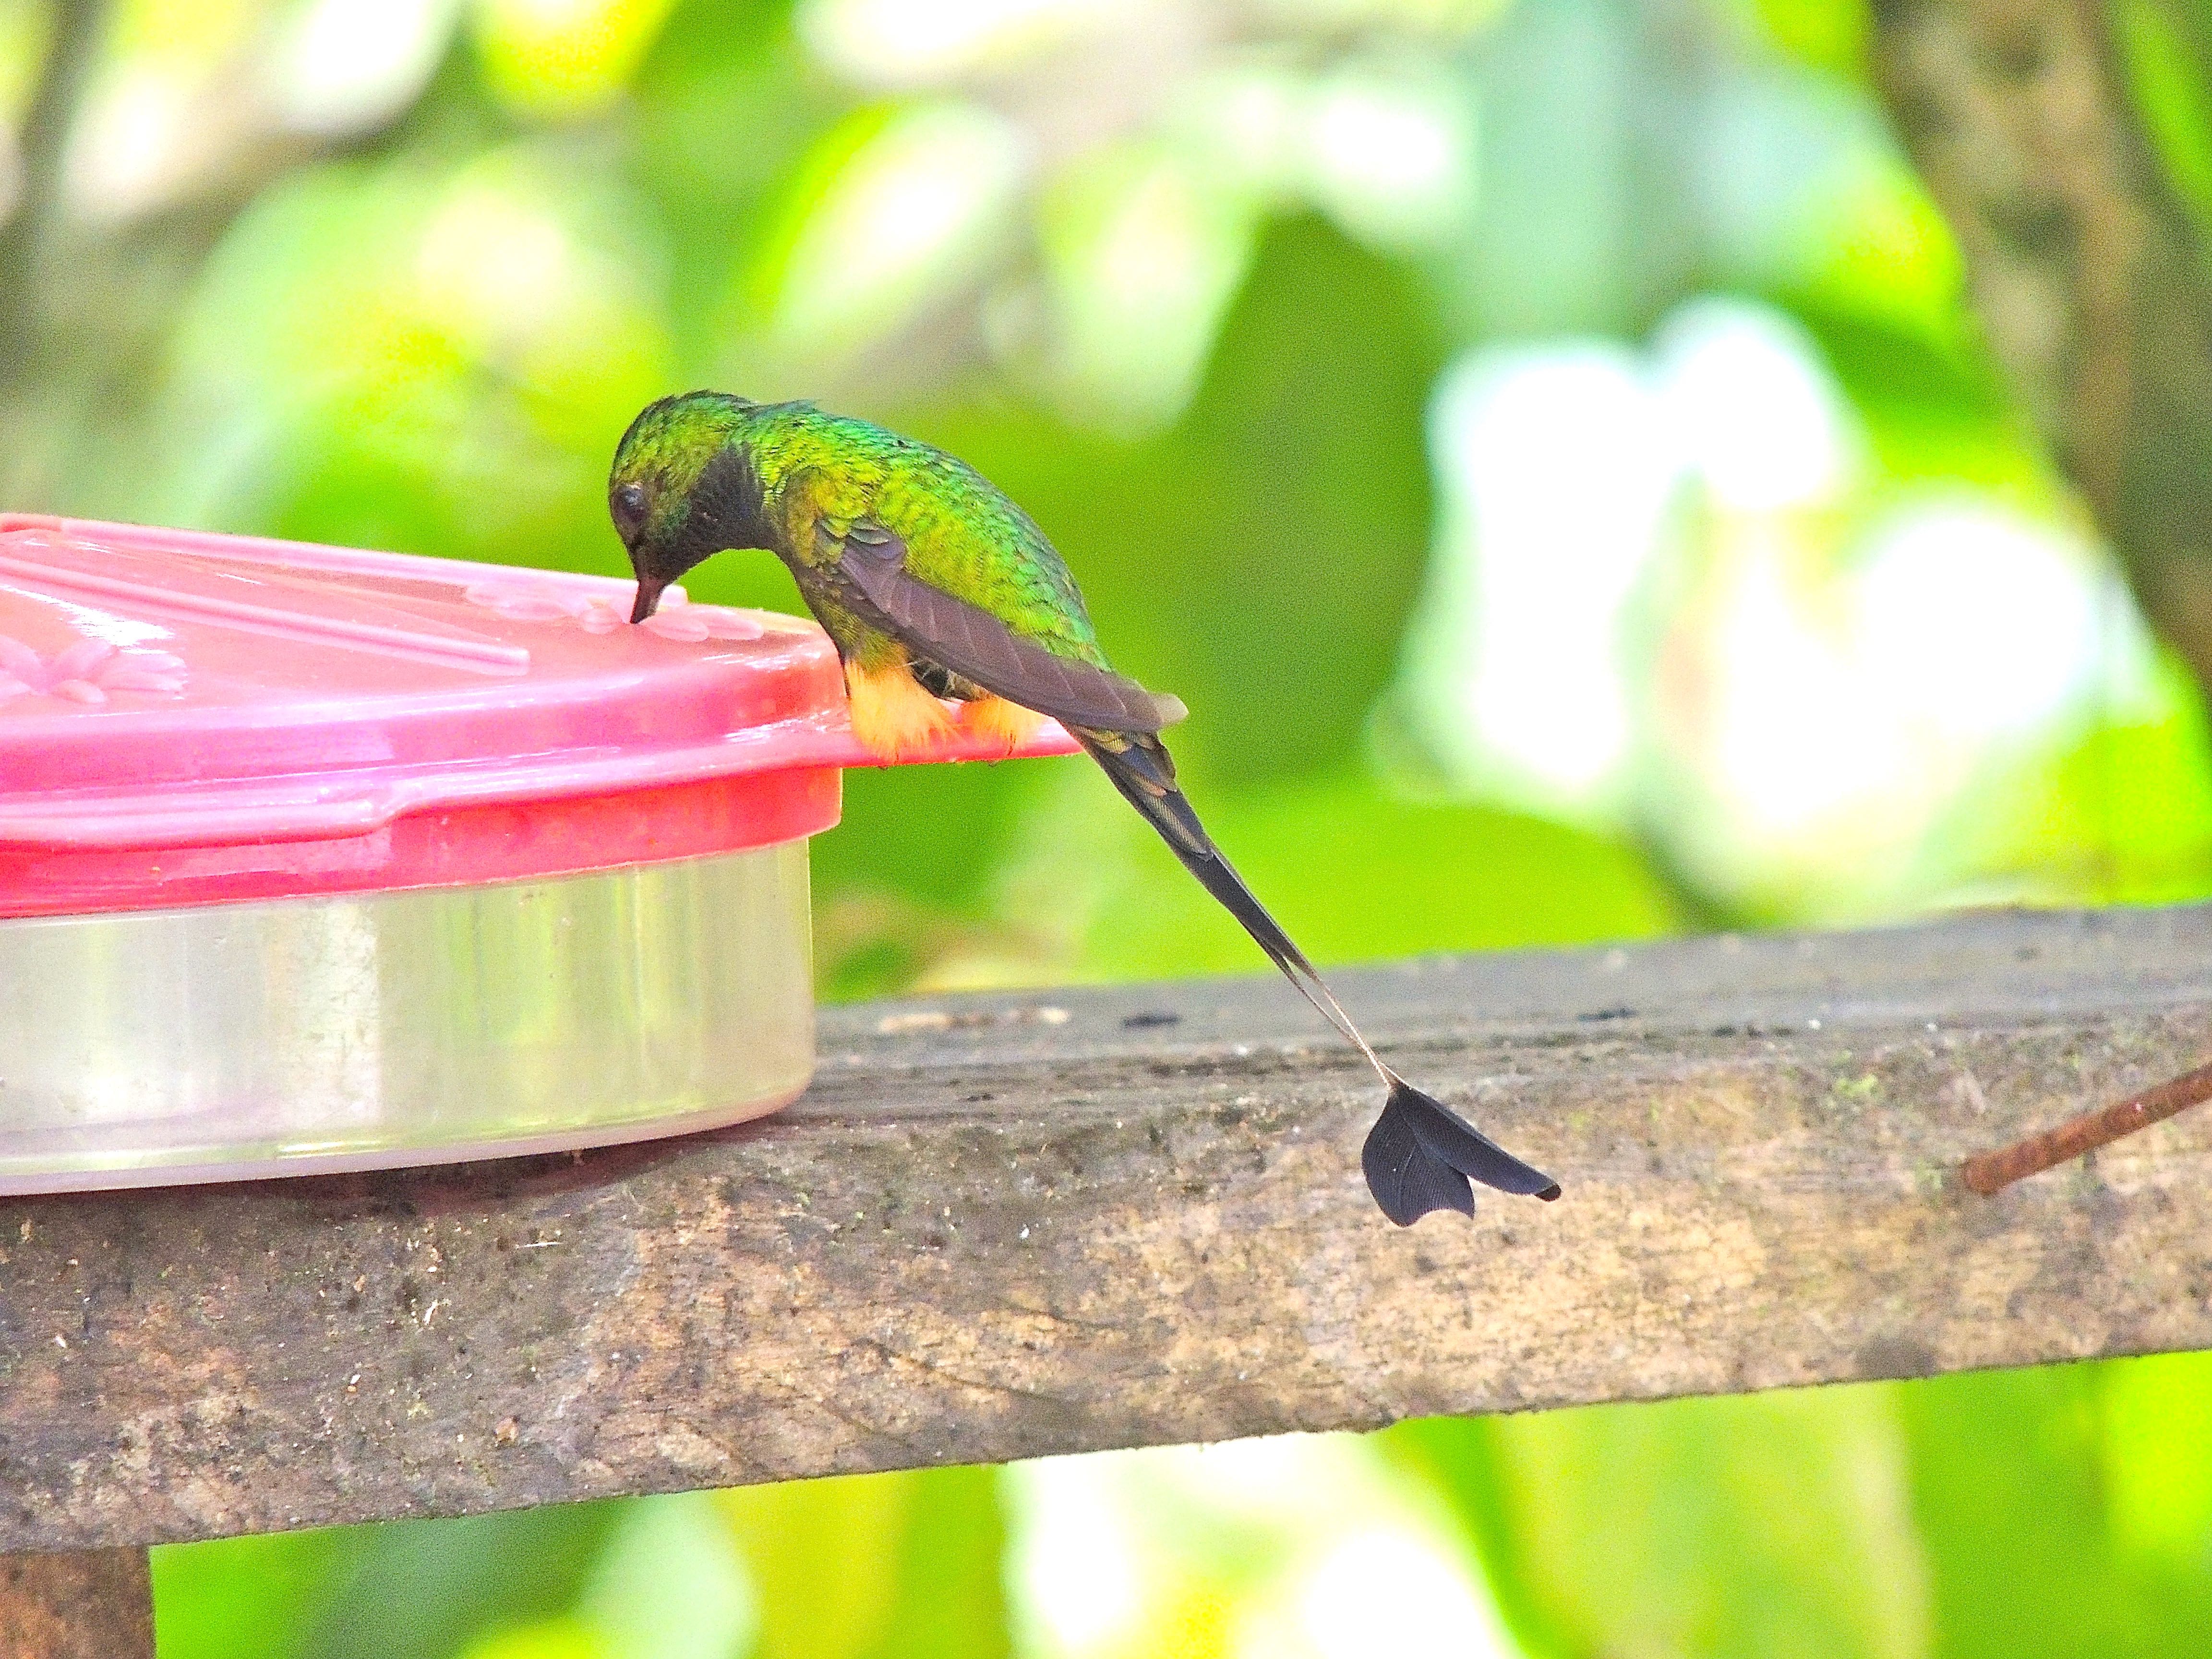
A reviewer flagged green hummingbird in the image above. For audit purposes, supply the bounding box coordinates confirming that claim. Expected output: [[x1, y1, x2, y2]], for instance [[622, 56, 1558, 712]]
[[608, 390, 1560, 1225]]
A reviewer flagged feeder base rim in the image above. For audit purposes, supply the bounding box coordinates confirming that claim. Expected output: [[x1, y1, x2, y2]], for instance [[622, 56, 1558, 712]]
[[0, 1079, 812, 1197]]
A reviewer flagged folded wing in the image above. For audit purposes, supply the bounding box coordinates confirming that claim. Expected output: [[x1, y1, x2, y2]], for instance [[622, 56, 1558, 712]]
[[824, 519, 1187, 733]]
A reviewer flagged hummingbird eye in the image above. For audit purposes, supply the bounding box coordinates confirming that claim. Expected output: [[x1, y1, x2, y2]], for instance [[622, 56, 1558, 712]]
[[611, 482, 649, 538]]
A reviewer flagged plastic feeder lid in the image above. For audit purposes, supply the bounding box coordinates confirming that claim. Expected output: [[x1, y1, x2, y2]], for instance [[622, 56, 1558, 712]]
[[0, 515, 1078, 918]]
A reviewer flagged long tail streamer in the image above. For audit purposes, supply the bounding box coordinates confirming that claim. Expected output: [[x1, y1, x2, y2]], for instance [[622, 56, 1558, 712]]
[[1078, 733, 1561, 1224]]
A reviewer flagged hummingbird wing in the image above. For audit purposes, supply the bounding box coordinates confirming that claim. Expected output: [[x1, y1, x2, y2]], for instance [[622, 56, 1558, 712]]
[[821, 519, 1188, 733]]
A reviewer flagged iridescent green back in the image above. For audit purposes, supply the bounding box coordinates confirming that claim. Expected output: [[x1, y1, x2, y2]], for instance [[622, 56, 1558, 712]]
[[741, 404, 1110, 668]]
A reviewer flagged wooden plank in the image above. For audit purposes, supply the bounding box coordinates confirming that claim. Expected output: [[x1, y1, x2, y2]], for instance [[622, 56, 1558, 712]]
[[2, 904, 2212, 1552], [0, 1548, 154, 1658]]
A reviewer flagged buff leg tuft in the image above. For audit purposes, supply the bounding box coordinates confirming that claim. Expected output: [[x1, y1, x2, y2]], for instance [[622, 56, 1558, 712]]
[[960, 695, 1044, 757], [844, 660, 957, 760]]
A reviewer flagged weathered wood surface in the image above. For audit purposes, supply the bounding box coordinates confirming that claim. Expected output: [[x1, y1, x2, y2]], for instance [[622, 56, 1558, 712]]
[[4, 904, 2212, 1552], [0, 1547, 154, 1658]]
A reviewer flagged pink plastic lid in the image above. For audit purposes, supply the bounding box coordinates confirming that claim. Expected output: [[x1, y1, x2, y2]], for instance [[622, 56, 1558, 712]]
[[0, 515, 1076, 918]]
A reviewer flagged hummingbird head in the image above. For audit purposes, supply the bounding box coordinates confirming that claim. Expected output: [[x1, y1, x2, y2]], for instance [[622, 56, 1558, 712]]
[[609, 390, 768, 622]]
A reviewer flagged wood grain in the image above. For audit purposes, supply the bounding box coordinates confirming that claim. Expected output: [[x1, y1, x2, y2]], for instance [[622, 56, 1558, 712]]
[[0, 1548, 153, 1658], [3, 905, 2212, 1551]]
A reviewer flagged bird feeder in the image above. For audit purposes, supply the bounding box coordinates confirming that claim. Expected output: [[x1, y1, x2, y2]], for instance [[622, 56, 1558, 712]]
[[0, 515, 1073, 1194]]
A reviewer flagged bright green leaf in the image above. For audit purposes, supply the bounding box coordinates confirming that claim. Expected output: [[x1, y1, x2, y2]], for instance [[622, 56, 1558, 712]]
[[1400, 1387, 1930, 1659]]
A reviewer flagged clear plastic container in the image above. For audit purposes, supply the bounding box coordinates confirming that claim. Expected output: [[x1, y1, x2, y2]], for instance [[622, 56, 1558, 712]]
[[0, 516, 1071, 1192]]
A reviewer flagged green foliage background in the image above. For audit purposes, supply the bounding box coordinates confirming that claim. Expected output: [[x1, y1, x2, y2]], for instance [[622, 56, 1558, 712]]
[[7, 0, 2212, 1652]]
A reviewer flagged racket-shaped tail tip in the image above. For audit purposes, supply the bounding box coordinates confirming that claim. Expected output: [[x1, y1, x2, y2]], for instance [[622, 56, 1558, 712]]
[[1362, 1082, 1559, 1226], [1362, 1102, 1473, 1226]]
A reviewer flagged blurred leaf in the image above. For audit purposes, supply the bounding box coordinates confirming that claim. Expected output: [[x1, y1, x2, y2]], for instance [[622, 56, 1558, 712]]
[[146, 141, 671, 571], [750, 100, 1024, 363], [1752, 0, 1870, 78], [1031, 139, 1262, 430], [868, 1465, 1012, 1659], [301, 1504, 624, 1659], [1895, 1363, 2212, 1656], [1785, 160, 1968, 358], [152, 1527, 360, 1659], [806, 216, 1455, 969], [1072, 769, 1678, 983], [2103, 1352, 2212, 1575], [1378, 1417, 1571, 1659], [2114, 0, 2212, 239], [921, 214, 1447, 790], [0, 0, 51, 120], [1788, 303, 2026, 495], [1945, 649, 2212, 908], [810, 757, 1054, 942], [717, 1466, 1011, 1659], [577, 1491, 755, 1659], [157, 1503, 622, 1659], [471, 0, 678, 117], [1399, 1387, 1930, 1659], [627, 8, 826, 371], [457, 1618, 610, 1659]]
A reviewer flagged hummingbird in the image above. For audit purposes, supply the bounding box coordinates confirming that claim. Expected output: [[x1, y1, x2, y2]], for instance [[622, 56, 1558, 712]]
[[608, 391, 1561, 1225]]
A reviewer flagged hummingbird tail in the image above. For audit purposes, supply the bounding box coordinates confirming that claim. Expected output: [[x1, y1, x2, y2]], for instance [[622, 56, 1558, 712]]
[[1076, 730, 1561, 1225], [1074, 730, 1342, 1029], [1364, 1082, 1563, 1225]]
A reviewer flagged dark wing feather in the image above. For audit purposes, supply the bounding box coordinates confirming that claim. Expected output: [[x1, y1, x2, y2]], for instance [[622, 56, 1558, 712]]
[[827, 521, 1187, 733]]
